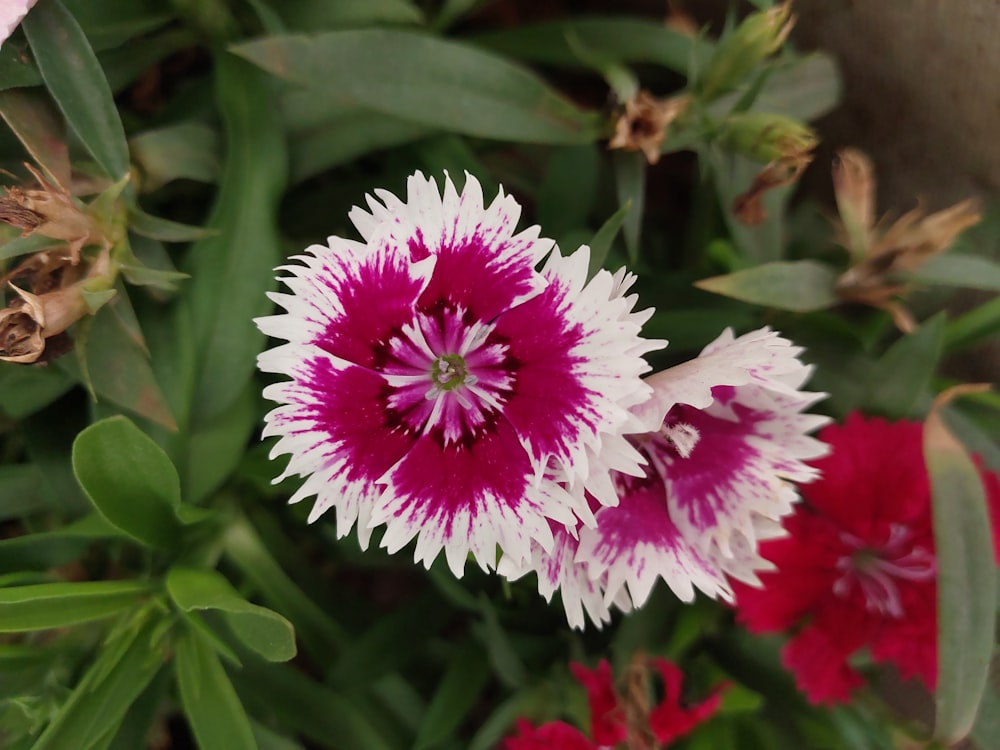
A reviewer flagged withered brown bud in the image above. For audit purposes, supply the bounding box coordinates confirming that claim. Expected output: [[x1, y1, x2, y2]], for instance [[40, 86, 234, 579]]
[[0, 166, 104, 263], [608, 91, 690, 165], [830, 147, 982, 331], [0, 284, 90, 364], [733, 151, 813, 226], [0, 299, 45, 363], [0, 187, 46, 232]]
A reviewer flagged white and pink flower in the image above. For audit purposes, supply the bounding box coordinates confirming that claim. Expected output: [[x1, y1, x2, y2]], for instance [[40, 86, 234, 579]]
[[503, 327, 829, 628], [256, 172, 662, 576]]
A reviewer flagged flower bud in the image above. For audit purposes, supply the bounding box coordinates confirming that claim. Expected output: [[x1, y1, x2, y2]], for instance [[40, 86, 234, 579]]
[[718, 112, 817, 164], [0, 248, 114, 364], [700, 2, 795, 99], [0, 166, 104, 263]]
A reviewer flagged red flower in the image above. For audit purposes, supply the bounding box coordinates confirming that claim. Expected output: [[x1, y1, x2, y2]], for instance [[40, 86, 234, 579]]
[[504, 658, 724, 749], [733, 413, 1000, 704]]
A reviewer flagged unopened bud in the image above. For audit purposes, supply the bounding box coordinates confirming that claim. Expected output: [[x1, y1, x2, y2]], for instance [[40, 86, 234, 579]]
[[719, 112, 816, 164], [700, 2, 795, 99]]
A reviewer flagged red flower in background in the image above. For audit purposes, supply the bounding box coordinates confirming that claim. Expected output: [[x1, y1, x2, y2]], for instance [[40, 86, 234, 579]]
[[733, 413, 1000, 704], [504, 657, 724, 749]]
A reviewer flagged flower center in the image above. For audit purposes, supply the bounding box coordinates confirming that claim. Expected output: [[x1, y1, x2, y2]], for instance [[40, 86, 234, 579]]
[[430, 354, 473, 392], [832, 524, 936, 618], [380, 308, 513, 442]]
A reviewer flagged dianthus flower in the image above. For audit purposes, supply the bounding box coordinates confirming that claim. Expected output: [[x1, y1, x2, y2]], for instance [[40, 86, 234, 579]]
[[502, 327, 828, 627], [732, 413, 1000, 704], [256, 172, 662, 575], [504, 657, 724, 749]]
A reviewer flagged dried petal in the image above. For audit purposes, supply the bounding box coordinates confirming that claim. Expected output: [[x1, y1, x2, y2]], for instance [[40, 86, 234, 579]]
[[608, 92, 690, 165]]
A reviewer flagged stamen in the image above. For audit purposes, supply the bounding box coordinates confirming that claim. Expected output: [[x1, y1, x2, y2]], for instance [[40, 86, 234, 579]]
[[832, 525, 936, 618]]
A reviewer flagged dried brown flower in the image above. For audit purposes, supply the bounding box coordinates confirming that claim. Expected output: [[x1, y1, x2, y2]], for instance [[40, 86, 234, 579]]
[[0, 248, 111, 364], [609, 91, 690, 165], [733, 150, 814, 225], [831, 147, 981, 331], [0, 165, 104, 263]]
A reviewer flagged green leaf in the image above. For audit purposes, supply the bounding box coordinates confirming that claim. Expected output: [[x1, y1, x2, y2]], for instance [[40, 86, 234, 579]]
[[72, 415, 183, 549], [473, 594, 527, 688], [613, 151, 645, 263], [222, 514, 346, 665], [0, 465, 48, 519], [22, 0, 130, 181], [709, 150, 794, 263], [183, 52, 287, 424], [175, 624, 259, 750], [104, 668, 171, 750], [912, 252, 1000, 291], [289, 110, 431, 183], [946, 296, 1000, 353], [0, 361, 74, 418], [469, 16, 713, 73], [537, 144, 600, 237], [31, 611, 167, 750], [587, 201, 630, 277], [232, 657, 395, 750], [130, 122, 220, 191], [860, 314, 945, 418], [709, 54, 841, 121], [59, 301, 177, 429], [0, 233, 60, 262], [167, 567, 296, 663], [275, 0, 423, 30], [0, 88, 71, 190], [413, 640, 491, 750], [0, 580, 151, 632], [0, 40, 42, 91], [971, 677, 1000, 750], [329, 592, 451, 687], [0, 514, 121, 573], [118, 264, 190, 292], [61, 0, 174, 51], [184, 381, 258, 504], [925, 405, 998, 742], [127, 208, 215, 242], [232, 30, 601, 144], [695, 260, 840, 312]]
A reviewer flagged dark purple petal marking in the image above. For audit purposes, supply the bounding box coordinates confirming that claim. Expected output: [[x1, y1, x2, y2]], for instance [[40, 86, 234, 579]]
[[492, 273, 598, 471], [305, 243, 433, 369]]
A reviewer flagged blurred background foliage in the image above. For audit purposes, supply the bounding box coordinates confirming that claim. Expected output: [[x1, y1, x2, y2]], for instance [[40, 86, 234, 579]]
[[0, 0, 998, 748]]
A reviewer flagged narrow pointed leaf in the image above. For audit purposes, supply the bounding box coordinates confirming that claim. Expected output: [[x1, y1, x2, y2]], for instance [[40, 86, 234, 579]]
[[912, 253, 1000, 291], [175, 625, 259, 750], [31, 613, 167, 750], [0, 88, 71, 190], [413, 640, 491, 750], [588, 201, 630, 276], [0, 580, 151, 632], [925, 406, 998, 742], [22, 0, 130, 181], [128, 208, 215, 242], [232, 29, 600, 144], [861, 314, 945, 418], [469, 17, 713, 73], [183, 53, 287, 424], [695, 260, 839, 312]]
